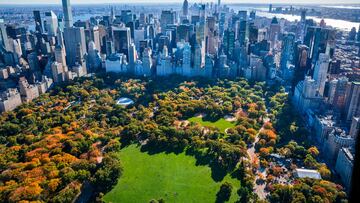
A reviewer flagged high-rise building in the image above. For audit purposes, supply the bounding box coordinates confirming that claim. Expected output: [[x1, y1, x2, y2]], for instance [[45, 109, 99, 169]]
[[269, 17, 281, 46], [313, 53, 329, 96], [301, 10, 306, 22], [161, 10, 176, 33], [280, 32, 296, 72], [64, 27, 86, 66], [331, 77, 349, 111], [113, 27, 131, 60], [237, 20, 248, 46], [249, 11, 256, 21], [0, 20, 10, 51], [45, 11, 58, 36], [345, 82, 360, 121], [62, 0, 73, 28], [182, 0, 189, 17], [33, 10, 43, 33], [223, 29, 235, 59], [55, 45, 68, 70], [128, 43, 137, 74], [304, 26, 336, 62]]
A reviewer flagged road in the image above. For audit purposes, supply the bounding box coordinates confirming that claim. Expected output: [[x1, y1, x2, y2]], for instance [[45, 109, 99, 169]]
[[247, 117, 270, 200]]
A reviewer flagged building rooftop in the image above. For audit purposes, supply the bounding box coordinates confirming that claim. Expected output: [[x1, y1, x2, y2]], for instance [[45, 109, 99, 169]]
[[294, 168, 322, 179], [116, 97, 134, 106]]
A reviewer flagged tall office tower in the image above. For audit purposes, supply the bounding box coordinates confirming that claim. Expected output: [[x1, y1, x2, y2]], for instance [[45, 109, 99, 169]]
[[55, 45, 67, 69], [269, 17, 281, 47], [139, 13, 147, 25], [33, 11, 43, 33], [56, 27, 64, 47], [128, 43, 137, 74], [121, 10, 133, 24], [194, 43, 204, 68], [248, 22, 258, 44], [345, 82, 360, 121], [349, 117, 360, 139], [51, 62, 66, 83], [64, 27, 86, 66], [142, 48, 153, 76], [182, 0, 189, 17], [62, 0, 73, 28], [161, 10, 176, 33], [357, 25, 360, 42], [75, 43, 85, 65], [90, 26, 101, 51], [219, 13, 226, 37], [223, 29, 235, 59], [110, 7, 115, 23], [304, 26, 336, 62], [45, 11, 58, 36], [182, 43, 191, 69], [0, 21, 10, 51], [27, 52, 40, 72], [280, 32, 296, 72], [218, 0, 221, 6], [87, 41, 101, 72], [332, 77, 349, 110], [238, 11, 247, 21], [113, 27, 131, 60], [301, 10, 306, 22], [249, 11, 256, 20], [177, 24, 191, 42], [269, 4, 272, 12], [313, 53, 329, 96], [237, 20, 247, 46], [293, 44, 310, 89]]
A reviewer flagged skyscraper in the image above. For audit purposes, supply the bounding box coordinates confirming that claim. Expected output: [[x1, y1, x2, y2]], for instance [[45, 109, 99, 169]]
[[161, 10, 176, 33], [313, 53, 330, 96], [0, 20, 10, 51], [45, 11, 58, 36], [64, 27, 86, 66], [301, 10, 306, 22], [304, 26, 336, 63], [182, 0, 189, 17], [345, 82, 360, 121], [113, 27, 131, 60], [62, 0, 73, 28], [280, 32, 296, 72], [33, 11, 43, 33]]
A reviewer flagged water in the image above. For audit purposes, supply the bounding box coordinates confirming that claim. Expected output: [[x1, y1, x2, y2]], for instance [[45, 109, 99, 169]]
[[229, 5, 360, 32], [256, 11, 360, 32]]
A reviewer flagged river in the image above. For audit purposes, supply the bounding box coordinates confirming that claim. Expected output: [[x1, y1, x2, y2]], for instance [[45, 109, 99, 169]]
[[228, 5, 360, 32]]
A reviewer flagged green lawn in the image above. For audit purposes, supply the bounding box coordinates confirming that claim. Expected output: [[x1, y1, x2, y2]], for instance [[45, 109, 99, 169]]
[[103, 145, 240, 203], [188, 117, 236, 133]]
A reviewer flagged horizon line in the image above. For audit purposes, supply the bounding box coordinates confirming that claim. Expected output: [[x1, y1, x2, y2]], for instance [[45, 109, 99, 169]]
[[1, 2, 360, 6]]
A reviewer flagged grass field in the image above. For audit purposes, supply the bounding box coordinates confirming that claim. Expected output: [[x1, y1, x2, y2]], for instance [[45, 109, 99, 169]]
[[103, 145, 240, 203], [188, 117, 236, 133]]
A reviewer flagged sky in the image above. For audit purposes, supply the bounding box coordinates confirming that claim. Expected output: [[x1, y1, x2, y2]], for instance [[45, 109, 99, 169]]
[[1, 0, 360, 5]]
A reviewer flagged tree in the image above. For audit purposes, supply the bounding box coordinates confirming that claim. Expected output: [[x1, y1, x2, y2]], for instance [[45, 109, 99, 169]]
[[91, 153, 123, 192], [216, 182, 233, 203]]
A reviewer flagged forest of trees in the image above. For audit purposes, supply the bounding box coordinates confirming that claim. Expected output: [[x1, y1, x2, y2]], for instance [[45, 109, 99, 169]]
[[0, 73, 347, 202]]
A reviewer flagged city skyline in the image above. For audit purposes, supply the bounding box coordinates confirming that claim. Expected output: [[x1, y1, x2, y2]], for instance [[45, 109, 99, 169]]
[[2, 0, 360, 5]]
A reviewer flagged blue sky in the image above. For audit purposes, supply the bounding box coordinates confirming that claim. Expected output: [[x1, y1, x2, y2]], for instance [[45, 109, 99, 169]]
[[1, 0, 360, 5]]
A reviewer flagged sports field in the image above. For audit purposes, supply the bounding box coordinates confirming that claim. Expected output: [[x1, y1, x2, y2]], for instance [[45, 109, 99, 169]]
[[188, 116, 236, 133], [103, 145, 240, 203]]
